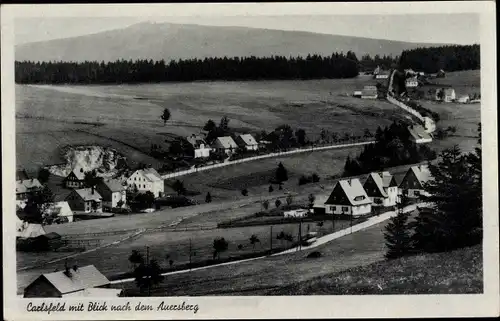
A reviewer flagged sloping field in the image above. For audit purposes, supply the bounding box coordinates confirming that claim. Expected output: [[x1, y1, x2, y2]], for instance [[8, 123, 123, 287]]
[[16, 77, 401, 172]]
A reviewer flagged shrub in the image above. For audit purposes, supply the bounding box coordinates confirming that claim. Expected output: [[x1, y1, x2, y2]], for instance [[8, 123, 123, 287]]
[[306, 251, 322, 259], [241, 189, 248, 196]]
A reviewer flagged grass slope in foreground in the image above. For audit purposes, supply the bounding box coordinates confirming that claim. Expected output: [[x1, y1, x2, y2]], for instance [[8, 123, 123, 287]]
[[269, 245, 482, 295]]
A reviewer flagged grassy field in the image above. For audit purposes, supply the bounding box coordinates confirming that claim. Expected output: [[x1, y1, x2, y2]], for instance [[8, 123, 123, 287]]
[[269, 245, 483, 295], [16, 77, 401, 173]]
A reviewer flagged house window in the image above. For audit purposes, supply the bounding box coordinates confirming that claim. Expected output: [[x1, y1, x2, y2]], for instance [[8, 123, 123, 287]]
[[414, 190, 421, 196], [342, 207, 349, 212]]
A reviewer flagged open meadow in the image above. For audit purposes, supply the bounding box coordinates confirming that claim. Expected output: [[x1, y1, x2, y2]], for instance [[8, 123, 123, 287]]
[[16, 76, 402, 173]]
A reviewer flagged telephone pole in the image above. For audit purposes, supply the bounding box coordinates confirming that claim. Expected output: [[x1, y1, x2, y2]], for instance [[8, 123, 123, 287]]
[[146, 246, 150, 297], [189, 239, 192, 271], [270, 226, 273, 253]]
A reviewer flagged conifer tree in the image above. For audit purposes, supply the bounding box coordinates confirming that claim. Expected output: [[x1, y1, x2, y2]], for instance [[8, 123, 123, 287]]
[[384, 210, 412, 259]]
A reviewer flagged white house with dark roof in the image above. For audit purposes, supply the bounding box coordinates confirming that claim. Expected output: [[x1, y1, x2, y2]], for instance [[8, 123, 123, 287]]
[[126, 168, 164, 198], [65, 168, 85, 189], [43, 201, 74, 223], [361, 85, 378, 99], [363, 172, 399, 207], [235, 134, 259, 151], [186, 134, 211, 158], [23, 265, 121, 298], [435, 88, 456, 102], [399, 165, 433, 198], [96, 179, 127, 210], [65, 188, 103, 213], [324, 178, 372, 216], [211, 136, 239, 155], [408, 124, 433, 144], [16, 178, 42, 200]]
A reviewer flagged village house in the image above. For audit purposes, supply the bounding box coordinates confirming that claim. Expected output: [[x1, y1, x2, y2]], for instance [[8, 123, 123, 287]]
[[65, 168, 85, 189], [361, 85, 378, 99], [311, 195, 329, 215], [16, 178, 42, 200], [126, 167, 164, 198], [23, 264, 121, 298], [211, 136, 239, 155], [235, 134, 259, 151], [435, 88, 456, 102], [399, 164, 433, 198], [96, 179, 126, 211], [186, 134, 211, 158], [43, 201, 75, 223], [457, 95, 470, 103], [405, 76, 419, 88], [363, 172, 399, 207], [408, 124, 433, 144], [324, 178, 372, 216], [65, 187, 103, 213]]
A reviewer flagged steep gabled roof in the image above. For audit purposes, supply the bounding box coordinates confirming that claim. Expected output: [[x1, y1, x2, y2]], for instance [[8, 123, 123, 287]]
[[325, 178, 372, 206], [33, 265, 110, 295], [364, 173, 388, 198], [213, 136, 238, 149], [100, 179, 126, 192], [16, 178, 42, 194], [411, 165, 432, 185], [237, 134, 258, 146], [186, 134, 207, 147], [68, 168, 85, 180], [142, 168, 162, 182], [73, 188, 102, 201], [408, 125, 432, 142]]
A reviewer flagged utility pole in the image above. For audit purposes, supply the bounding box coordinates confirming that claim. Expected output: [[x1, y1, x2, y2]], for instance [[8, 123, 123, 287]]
[[189, 239, 192, 271], [270, 225, 273, 253], [298, 218, 302, 251], [146, 246, 150, 297]]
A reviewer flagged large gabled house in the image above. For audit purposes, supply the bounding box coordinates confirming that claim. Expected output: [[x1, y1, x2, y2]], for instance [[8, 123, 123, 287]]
[[399, 164, 433, 198], [126, 167, 164, 198], [65, 187, 103, 213], [235, 134, 259, 151], [186, 134, 211, 158], [363, 172, 399, 207], [16, 178, 42, 200], [96, 179, 127, 211], [435, 88, 456, 102], [211, 136, 239, 155], [23, 265, 121, 298], [65, 168, 85, 189], [324, 178, 372, 216]]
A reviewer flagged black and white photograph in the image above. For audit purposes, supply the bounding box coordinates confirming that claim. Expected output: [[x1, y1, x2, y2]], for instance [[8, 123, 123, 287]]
[[2, 2, 498, 319]]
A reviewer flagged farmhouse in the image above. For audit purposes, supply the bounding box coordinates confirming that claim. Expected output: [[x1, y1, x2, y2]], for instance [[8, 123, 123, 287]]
[[399, 165, 433, 198], [361, 85, 378, 99], [363, 172, 399, 207], [435, 88, 456, 102], [16, 178, 42, 200], [186, 134, 211, 158], [235, 134, 259, 151], [126, 168, 164, 198], [405, 76, 419, 88], [65, 168, 85, 189], [44, 201, 74, 223], [284, 209, 309, 218], [324, 178, 372, 216], [65, 187, 103, 213], [408, 124, 433, 144], [23, 265, 121, 298], [457, 95, 470, 103], [96, 179, 126, 211], [211, 136, 238, 155]]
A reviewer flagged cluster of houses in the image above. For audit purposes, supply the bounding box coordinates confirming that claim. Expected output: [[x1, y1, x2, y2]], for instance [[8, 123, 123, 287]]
[[187, 132, 260, 159], [311, 164, 432, 217]]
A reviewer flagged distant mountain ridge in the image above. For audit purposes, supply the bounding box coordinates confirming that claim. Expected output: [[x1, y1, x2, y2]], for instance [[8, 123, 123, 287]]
[[16, 22, 448, 62]]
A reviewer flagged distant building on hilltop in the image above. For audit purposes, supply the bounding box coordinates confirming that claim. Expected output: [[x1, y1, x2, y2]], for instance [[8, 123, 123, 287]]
[[324, 178, 372, 216]]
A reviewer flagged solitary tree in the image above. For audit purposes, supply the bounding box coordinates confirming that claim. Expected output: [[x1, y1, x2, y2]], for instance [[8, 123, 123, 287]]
[[262, 200, 270, 211], [134, 258, 164, 292], [172, 180, 186, 195], [203, 119, 217, 132], [23, 185, 55, 224], [249, 234, 260, 251], [268, 185, 274, 193], [241, 188, 248, 196], [275, 162, 288, 182], [129, 250, 144, 269], [219, 116, 230, 133], [308, 194, 316, 209], [275, 199, 282, 209], [213, 237, 229, 260], [286, 194, 293, 206], [205, 192, 212, 203], [295, 129, 307, 146], [384, 195, 412, 259], [161, 108, 171, 125], [83, 170, 102, 189]]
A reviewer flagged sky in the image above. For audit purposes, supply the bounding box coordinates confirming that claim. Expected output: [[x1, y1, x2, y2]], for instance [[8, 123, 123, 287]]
[[14, 13, 479, 46]]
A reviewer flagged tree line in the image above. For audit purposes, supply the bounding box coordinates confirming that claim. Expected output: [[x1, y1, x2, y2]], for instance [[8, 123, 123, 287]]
[[15, 52, 360, 84], [398, 44, 480, 73], [343, 121, 437, 177]]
